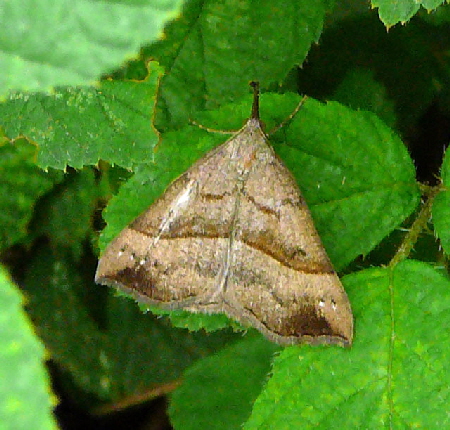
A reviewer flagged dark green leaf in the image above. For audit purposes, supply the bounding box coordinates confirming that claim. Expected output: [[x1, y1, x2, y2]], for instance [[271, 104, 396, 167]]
[[0, 139, 62, 251]]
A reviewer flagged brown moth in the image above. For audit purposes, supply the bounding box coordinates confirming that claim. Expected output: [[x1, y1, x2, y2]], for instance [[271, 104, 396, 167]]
[[95, 82, 353, 346]]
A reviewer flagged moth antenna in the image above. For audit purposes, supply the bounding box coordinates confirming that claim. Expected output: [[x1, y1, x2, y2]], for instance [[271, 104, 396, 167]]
[[269, 95, 308, 135], [250, 81, 260, 120]]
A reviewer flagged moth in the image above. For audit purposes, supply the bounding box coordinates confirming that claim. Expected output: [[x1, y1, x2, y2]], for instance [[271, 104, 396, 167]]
[[96, 82, 353, 346]]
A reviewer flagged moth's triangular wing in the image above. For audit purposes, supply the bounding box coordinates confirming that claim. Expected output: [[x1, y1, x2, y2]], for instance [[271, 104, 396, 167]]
[[95, 124, 252, 309], [224, 142, 353, 345]]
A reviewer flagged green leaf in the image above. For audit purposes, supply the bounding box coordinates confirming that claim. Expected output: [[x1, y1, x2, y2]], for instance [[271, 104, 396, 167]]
[[150, 307, 243, 333], [372, 0, 448, 26], [1, 0, 184, 94], [169, 335, 280, 430], [0, 265, 57, 430], [23, 245, 238, 403], [0, 139, 62, 251], [244, 260, 450, 429], [421, 0, 448, 10], [153, 0, 332, 127], [332, 67, 397, 128], [2, 65, 163, 170], [281, 98, 420, 269], [433, 147, 450, 255], [372, 0, 420, 26]]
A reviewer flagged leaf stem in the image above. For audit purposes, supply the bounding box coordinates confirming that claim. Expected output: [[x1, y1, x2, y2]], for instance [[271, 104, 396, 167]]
[[389, 183, 442, 267]]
